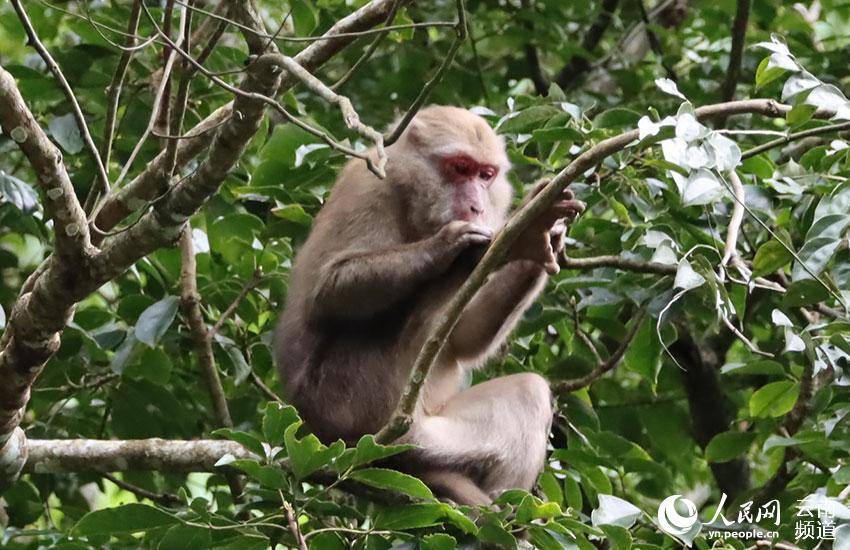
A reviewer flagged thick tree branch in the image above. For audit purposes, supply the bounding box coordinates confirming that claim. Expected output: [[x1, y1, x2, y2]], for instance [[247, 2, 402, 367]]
[[0, 0, 405, 489], [0, 68, 91, 259], [672, 330, 750, 499], [24, 439, 254, 474], [375, 98, 835, 444]]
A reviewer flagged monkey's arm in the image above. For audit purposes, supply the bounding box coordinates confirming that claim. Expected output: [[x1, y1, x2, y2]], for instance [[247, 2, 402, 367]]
[[448, 260, 547, 362], [310, 223, 490, 321]]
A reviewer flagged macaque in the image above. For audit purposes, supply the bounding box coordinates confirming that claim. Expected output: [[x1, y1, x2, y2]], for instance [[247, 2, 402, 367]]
[[275, 106, 584, 505]]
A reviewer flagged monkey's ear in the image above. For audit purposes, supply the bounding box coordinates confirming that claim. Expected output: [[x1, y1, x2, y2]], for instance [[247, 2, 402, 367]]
[[403, 118, 428, 146]]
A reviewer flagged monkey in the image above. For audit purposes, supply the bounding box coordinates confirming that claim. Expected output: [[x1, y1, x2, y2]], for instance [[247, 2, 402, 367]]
[[274, 106, 584, 505]]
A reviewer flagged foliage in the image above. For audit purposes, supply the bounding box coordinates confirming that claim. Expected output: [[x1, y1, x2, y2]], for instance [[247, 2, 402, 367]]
[[1, 0, 850, 549]]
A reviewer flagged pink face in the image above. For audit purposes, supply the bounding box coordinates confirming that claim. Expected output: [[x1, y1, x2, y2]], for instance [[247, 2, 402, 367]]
[[439, 153, 499, 221]]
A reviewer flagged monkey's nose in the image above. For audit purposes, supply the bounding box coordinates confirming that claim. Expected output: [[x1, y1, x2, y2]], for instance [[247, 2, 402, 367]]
[[470, 204, 483, 216]]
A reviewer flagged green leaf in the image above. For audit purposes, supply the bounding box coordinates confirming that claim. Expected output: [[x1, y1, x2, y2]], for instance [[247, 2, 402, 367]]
[[124, 346, 172, 384], [348, 468, 433, 500], [135, 296, 179, 347], [0, 171, 39, 213], [335, 434, 415, 472], [262, 403, 299, 446], [421, 533, 457, 550], [231, 460, 289, 489], [373, 503, 445, 530], [753, 240, 793, 277], [72, 503, 177, 536], [593, 108, 641, 129], [290, 0, 318, 35], [704, 431, 755, 462], [498, 105, 560, 134], [755, 56, 787, 88], [538, 471, 564, 504], [749, 381, 800, 418], [600, 524, 632, 550], [284, 421, 345, 479], [478, 520, 518, 549], [740, 155, 774, 178], [211, 428, 265, 457], [48, 113, 84, 154], [786, 103, 818, 126], [783, 279, 830, 307], [623, 317, 662, 387]]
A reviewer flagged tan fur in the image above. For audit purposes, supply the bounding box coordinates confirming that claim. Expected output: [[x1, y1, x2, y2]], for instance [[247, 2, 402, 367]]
[[275, 106, 581, 505]]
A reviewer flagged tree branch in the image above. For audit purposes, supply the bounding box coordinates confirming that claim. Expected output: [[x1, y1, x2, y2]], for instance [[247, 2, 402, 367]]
[[179, 226, 245, 500], [0, 0, 404, 481], [554, 0, 619, 89], [715, 0, 751, 125], [92, 0, 406, 235], [561, 254, 677, 274], [375, 98, 835, 444], [0, 67, 91, 259], [9, 0, 110, 199], [555, 309, 646, 393], [23, 439, 254, 474]]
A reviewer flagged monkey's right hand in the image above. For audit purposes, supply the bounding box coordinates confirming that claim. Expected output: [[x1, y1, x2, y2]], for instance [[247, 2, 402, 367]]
[[430, 221, 493, 270]]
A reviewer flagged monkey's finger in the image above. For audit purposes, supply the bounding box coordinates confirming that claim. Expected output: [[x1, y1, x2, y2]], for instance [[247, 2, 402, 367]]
[[543, 259, 560, 275], [560, 188, 575, 201], [551, 199, 586, 219], [463, 234, 493, 247], [463, 223, 495, 239]]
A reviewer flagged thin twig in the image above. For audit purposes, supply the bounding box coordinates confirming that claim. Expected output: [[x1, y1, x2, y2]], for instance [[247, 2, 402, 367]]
[[10, 0, 110, 198], [384, 0, 468, 146], [102, 472, 181, 506], [110, 3, 187, 191], [84, 0, 143, 215], [282, 497, 308, 550], [332, 0, 401, 90], [374, 98, 839, 444], [273, 55, 387, 176], [209, 270, 264, 338], [173, 0, 453, 43], [251, 372, 284, 404], [742, 120, 850, 159], [141, 6, 387, 177], [556, 310, 647, 393]]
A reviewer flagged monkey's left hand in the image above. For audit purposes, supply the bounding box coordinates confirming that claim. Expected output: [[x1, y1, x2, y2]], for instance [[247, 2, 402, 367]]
[[508, 184, 584, 275]]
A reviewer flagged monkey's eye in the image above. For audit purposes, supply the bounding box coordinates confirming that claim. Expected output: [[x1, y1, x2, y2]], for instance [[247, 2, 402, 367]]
[[479, 167, 496, 181], [452, 159, 474, 177]]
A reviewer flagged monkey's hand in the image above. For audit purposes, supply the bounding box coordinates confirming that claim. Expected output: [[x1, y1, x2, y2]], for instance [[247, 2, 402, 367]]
[[509, 184, 584, 275], [430, 221, 493, 271]]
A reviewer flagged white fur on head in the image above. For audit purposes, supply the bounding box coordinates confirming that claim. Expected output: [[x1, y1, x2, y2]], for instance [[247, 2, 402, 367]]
[[386, 106, 513, 235]]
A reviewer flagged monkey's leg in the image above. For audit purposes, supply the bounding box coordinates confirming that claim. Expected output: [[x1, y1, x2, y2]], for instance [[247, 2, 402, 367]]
[[408, 373, 553, 499], [449, 261, 547, 361], [418, 471, 492, 506]]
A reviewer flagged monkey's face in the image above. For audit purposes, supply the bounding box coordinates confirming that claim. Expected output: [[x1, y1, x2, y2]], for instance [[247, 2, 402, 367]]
[[389, 106, 513, 236]]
